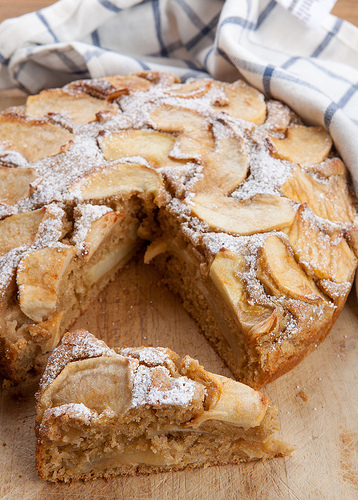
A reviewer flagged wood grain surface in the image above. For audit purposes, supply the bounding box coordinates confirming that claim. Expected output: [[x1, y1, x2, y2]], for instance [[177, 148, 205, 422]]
[[0, 2, 358, 499]]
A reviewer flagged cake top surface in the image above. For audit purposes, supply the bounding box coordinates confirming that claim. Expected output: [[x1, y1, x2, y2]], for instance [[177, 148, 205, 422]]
[[1, 70, 357, 386]]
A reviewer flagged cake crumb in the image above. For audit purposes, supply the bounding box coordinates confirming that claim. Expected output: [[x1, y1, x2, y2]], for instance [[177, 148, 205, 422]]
[[297, 390, 309, 402]]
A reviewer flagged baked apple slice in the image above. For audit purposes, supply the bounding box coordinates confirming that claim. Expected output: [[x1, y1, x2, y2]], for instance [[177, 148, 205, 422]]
[[210, 249, 282, 342], [0, 207, 63, 256], [0, 114, 74, 162], [256, 235, 326, 303], [0, 167, 39, 205], [26, 89, 117, 123], [212, 80, 266, 124], [269, 124, 332, 165], [281, 165, 355, 224], [17, 246, 76, 323], [189, 193, 296, 235], [99, 129, 182, 168], [288, 206, 357, 283], [68, 162, 161, 201], [190, 132, 249, 194]]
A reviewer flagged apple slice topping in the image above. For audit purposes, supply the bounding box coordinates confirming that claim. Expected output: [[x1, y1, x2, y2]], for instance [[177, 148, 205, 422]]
[[288, 206, 357, 283], [209, 249, 281, 341], [37, 355, 133, 419], [149, 104, 214, 160], [212, 80, 266, 124], [0, 167, 39, 205], [189, 193, 296, 236], [164, 79, 212, 99], [190, 132, 249, 195], [256, 235, 326, 303], [0, 207, 54, 256], [269, 125, 332, 165], [17, 246, 76, 323], [72, 206, 125, 261], [99, 129, 181, 168], [68, 162, 161, 201], [26, 89, 117, 123], [281, 165, 355, 224], [0, 114, 74, 162]]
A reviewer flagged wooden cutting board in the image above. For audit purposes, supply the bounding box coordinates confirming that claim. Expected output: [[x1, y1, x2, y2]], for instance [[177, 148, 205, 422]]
[[0, 2, 358, 498]]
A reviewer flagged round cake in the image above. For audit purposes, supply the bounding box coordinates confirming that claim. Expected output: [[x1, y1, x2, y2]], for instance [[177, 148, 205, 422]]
[[0, 71, 357, 388]]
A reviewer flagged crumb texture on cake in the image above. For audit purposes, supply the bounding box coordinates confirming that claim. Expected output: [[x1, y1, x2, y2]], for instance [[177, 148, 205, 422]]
[[35, 330, 293, 482], [0, 71, 357, 387]]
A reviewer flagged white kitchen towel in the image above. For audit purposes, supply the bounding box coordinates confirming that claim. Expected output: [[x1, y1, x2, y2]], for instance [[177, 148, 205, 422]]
[[0, 0, 358, 192]]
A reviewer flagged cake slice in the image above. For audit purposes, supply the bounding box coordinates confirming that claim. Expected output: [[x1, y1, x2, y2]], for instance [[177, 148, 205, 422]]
[[35, 330, 293, 482]]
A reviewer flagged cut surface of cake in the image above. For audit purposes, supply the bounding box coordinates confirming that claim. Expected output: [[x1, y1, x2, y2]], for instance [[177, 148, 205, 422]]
[[35, 330, 293, 482], [0, 71, 357, 388]]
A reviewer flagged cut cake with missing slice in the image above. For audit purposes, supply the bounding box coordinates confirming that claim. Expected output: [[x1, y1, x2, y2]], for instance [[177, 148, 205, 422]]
[[35, 330, 293, 482], [0, 71, 357, 388]]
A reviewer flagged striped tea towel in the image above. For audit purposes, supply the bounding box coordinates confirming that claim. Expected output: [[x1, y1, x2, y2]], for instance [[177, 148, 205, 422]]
[[0, 0, 358, 194]]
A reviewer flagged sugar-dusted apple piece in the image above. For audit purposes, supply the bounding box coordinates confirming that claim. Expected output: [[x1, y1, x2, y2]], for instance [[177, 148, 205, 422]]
[[66, 74, 153, 100], [287, 206, 357, 284], [263, 100, 295, 133], [190, 129, 249, 195], [101, 75, 153, 99], [302, 157, 347, 178], [268, 124, 332, 165], [281, 165, 356, 224], [212, 80, 266, 124], [71, 204, 141, 286], [0, 167, 40, 206], [135, 70, 180, 86], [149, 104, 214, 160], [256, 235, 326, 303], [0, 113, 74, 162], [68, 162, 162, 201], [209, 249, 283, 346], [0, 207, 51, 256], [17, 246, 76, 323], [35, 330, 293, 482], [164, 79, 212, 98], [72, 205, 124, 261], [149, 104, 207, 134], [188, 193, 296, 235], [26, 89, 117, 123], [98, 129, 182, 168]]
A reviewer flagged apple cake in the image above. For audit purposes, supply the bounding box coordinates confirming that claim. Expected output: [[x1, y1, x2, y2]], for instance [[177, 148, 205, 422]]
[[35, 330, 293, 482], [0, 71, 357, 388]]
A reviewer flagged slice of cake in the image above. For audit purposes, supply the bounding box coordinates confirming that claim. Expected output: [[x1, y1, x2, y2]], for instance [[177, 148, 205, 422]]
[[35, 330, 293, 482], [0, 71, 357, 388]]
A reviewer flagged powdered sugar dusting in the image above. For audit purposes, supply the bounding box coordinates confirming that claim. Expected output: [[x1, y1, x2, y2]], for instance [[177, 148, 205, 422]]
[[130, 364, 196, 408], [40, 332, 198, 413], [202, 230, 278, 307], [232, 142, 293, 201], [120, 346, 171, 366], [46, 403, 94, 422], [72, 204, 112, 252], [37, 330, 120, 396]]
